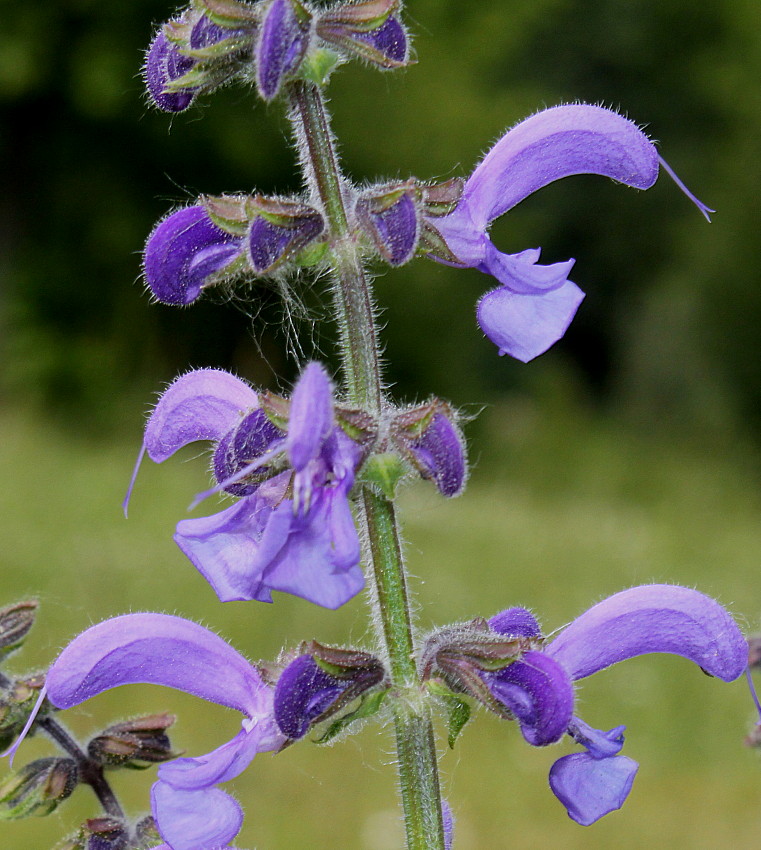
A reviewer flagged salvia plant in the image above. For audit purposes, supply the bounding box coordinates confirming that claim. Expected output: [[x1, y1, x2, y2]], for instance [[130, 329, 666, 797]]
[[1, 1, 753, 848]]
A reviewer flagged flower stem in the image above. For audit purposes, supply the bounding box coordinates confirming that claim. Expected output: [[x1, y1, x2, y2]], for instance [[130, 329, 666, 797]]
[[287, 79, 446, 850]]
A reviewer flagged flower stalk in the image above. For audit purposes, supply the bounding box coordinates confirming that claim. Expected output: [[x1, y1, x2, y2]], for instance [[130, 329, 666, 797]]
[[286, 78, 446, 850]]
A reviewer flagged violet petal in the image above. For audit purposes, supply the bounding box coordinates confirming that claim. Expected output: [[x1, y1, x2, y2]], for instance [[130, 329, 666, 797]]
[[476, 277, 585, 362], [144, 369, 257, 463], [484, 650, 574, 746], [174, 488, 291, 604], [158, 725, 281, 790], [568, 718, 626, 759], [549, 752, 638, 826], [151, 782, 243, 850], [460, 104, 659, 229], [546, 584, 747, 683], [286, 362, 334, 471], [45, 614, 264, 716], [262, 486, 364, 609]]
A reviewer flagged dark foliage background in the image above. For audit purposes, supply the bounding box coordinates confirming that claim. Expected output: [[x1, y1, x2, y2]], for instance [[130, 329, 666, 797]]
[[2, 0, 760, 433]]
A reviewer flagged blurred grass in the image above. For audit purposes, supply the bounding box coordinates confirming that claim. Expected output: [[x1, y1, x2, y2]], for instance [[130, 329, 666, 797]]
[[2, 395, 761, 849]]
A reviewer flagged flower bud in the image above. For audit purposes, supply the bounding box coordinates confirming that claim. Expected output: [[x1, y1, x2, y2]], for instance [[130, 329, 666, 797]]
[[145, 10, 253, 112], [59, 817, 130, 850], [393, 401, 467, 497], [213, 408, 285, 496], [0, 600, 37, 661], [256, 0, 312, 101], [0, 674, 47, 752], [357, 181, 419, 266], [246, 196, 325, 273], [144, 205, 243, 305], [145, 29, 197, 112], [87, 713, 178, 768], [0, 757, 78, 819], [419, 620, 533, 718], [274, 643, 386, 739], [317, 0, 409, 69]]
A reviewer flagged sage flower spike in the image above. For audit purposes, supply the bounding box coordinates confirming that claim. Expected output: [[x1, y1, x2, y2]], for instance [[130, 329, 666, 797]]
[[428, 104, 711, 362], [44, 613, 285, 850]]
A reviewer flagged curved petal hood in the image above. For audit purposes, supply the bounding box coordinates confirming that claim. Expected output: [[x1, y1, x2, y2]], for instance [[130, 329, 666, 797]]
[[45, 613, 265, 717], [546, 584, 747, 682]]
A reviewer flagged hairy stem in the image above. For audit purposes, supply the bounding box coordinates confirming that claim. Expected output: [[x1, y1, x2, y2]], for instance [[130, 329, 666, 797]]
[[287, 79, 446, 850]]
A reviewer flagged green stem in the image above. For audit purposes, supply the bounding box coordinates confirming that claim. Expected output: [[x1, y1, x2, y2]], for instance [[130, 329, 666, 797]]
[[287, 79, 446, 850]]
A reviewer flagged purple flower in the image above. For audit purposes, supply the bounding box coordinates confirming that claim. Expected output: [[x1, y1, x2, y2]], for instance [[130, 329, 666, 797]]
[[427, 104, 711, 362], [127, 363, 365, 609], [470, 586, 745, 825], [43, 613, 285, 850], [144, 206, 243, 305]]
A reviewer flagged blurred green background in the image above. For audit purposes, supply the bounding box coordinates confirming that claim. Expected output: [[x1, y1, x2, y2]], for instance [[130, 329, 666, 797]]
[[3, 0, 761, 847]]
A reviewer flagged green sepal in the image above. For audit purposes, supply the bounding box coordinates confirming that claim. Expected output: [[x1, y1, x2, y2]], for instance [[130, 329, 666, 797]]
[[319, 0, 397, 31], [196, 0, 261, 27], [300, 48, 343, 87], [295, 239, 329, 268], [315, 688, 388, 744], [419, 177, 464, 217], [418, 220, 462, 265], [203, 194, 250, 236], [443, 694, 471, 749], [0, 758, 78, 820], [359, 452, 407, 500], [181, 34, 251, 62], [201, 252, 250, 289]]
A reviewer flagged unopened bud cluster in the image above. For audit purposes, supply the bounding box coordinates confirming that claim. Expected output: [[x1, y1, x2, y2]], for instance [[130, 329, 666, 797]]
[[145, 0, 410, 113]]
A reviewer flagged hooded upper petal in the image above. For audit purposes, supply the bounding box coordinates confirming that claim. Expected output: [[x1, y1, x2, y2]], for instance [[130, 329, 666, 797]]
[[145, 370, 258, 463], [457, 104, 659, 230], [45, 614, 264, 717], [546, 584, 747, 682], [549, 752, 639, 826]]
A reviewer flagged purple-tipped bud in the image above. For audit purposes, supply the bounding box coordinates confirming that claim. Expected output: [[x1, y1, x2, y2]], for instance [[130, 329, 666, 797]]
[[357, 183, 419, 266], [409, 411, 466, 497], [317, 1, 409, 69], [273, 655, 350, 739], [247, 199, 324, 273], [274, 645, 386, 739], [256, 0, 311, 101], [489, 607, 542, 639], [189, 14, 232, 49], [144, 205, 242, 305], [212, 408, 284, 495], [145, 29, 197, 112]]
